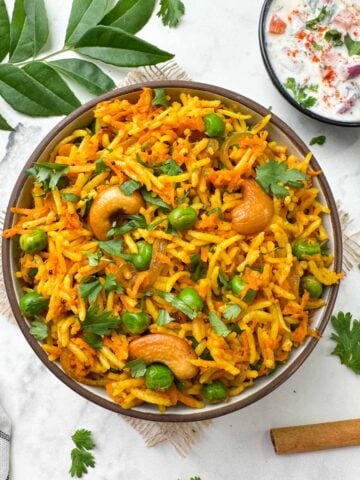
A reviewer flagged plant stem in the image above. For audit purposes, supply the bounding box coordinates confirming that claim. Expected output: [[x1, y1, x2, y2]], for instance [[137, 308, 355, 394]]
[[13, 47, 71, 67]]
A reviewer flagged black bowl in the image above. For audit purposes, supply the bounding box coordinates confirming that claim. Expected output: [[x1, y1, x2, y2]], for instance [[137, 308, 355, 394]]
[[259, 0, 360, 128]]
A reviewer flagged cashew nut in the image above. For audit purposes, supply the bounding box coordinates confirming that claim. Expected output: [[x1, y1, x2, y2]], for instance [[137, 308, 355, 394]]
[[88, 185, 144, 240], [231, 180, 274, 235], [128, 333, 199, 380]]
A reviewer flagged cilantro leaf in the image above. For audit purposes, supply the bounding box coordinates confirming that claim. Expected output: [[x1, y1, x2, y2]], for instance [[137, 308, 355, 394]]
[[78, 278, 103, 303], [157, 290, 197, 319], [119, 179, 142, 196], [305, 6, 328, 30], [156, 309, 174, 326], [103, 273, 123, 295], [309, 135, 326, 146], [157, 0, 185, 27], [223, 304, 242, 321], [283, 77, 318, 109], [209, 312, 231, 337], [190, 253, 208, 281], [141, 188, 171, 211], [82, 306, 121, 336], [255, 160, 307, 198], [107, 214, 147, 237], [29, 320, 48, 341], [27, 162, 69, 191], [156, 158, 182, 176], [82, 250, 102, 266], [344, 34, 360, 56], [147, 218, 166, 232], [70, 448, 95, 478], [95, 158, 110, 174], [324, 29, 343, 47], [330, 311, 360, 374], [72, 429, 95, 450], [83, 332, 103, 349], [61, 192, 80, 202], [98, 239, 123, 256], [124, 358, 147, 378], [218, 270, 230, 289], [152, 88, 169, 107]]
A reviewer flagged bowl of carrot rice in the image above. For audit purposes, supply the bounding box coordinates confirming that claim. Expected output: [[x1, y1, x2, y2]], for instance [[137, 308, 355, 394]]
[[2, 81, 342, 421]]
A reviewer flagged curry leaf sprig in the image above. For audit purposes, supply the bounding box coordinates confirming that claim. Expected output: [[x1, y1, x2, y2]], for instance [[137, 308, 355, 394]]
[[330, 311, 360, 374], [69, 429, 96, 478], [0, 0, 185, 130]]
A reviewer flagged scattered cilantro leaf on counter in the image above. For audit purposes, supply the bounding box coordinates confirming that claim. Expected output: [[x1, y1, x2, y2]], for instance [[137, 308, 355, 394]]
[[190, 477, 202, 480], [69, 429, 95, 478], [344, 34, 360, 56], [283, 77, 318, 109], [157, 0, 185, 27], [255, 160, 307, 198], [152, 87, 170, 107], [309, 135, 326, 146], [82, 306, 121, 335], [330, 312, 360, 374], [124, 359, 147, 378], [26, 162, 69, 191], [29, 320, 48, 341], [325, 29, 343, 47], [119, 179, 142, 196], [209, 312, 231, 337], [305, 6, 328, 30]]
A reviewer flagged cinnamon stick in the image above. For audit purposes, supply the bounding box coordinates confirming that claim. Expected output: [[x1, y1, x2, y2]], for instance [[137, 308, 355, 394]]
[[270, 419, 360, 454]]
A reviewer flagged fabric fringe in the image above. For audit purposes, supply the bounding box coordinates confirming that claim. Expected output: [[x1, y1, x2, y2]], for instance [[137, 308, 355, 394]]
[[121, 61, 191, 86]]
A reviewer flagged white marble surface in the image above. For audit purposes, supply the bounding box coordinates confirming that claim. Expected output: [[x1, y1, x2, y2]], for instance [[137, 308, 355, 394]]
[[1, 1, 360, 479]]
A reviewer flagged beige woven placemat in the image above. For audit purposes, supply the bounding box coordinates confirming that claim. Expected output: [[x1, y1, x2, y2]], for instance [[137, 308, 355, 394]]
[[1, 62, 358, 455]]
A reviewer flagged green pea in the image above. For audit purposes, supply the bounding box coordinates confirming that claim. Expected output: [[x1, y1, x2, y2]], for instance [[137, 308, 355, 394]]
[[178, 287, 204, 311], [230, 276, 257, 303], [292, 240, 321, 260], [168, 206, 198, 231], [131, 241, 153, 271], [122, 311, 150, 334], [19, 229, 47, 254], [203, 380, 228, 403], [19, 291, 49, 317], [145, 363, 174, 391], [300, 275, 323, 299], [203, 113, 225, 137]]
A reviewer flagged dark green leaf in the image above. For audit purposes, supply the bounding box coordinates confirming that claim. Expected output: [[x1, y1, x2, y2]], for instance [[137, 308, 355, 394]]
[[49, 58, 116, 96], [147, 218, 166, 231], [156, 159, 182, 176], [156, 309, 174, 326], [305, 6, 328, 30], [73, 25, 174, 67], [69, 448, 95, 478], [65, 0, 109, 47], [79, 278, 103, 303], [283, 77, 318, 109], [209, 312, 231, 337], [83, 332, 103, 349], [107, 214, 147, 236], [83, 305, 121, 335], [324, 29, 343, 47], [98, 239, 123, 256], [120, 179, 142, 196], [23, 61, 81, 114], [103, 273, 123, 294], [95, 158, 110, 174], [218, 270, 230, 289], [152, 87, 169, 107], [61, 192, 81, 202], [141, 187, 171, 210], [344, 34, 360, 56], [101, 0, 156, 34], [71, 429, 95, 450], [157, 0, 185, 27], [223, 304, 242, 321], [190, 253, 208, 281], [309, 135, 326, 146], [24, 0, 48, 56], [156, 290, 197, 320], [9, 0, 33, 62], [0, 0, 10, 62], [0, 112, 14, 131], [124, 358, 147, 378], [29, 320, 48, 340], [256, 160, 307, 198], [82, 250, 102, 266], [0, 64, 70, 116], [26, 162, 69, 190], [331, 311, 360, 374]]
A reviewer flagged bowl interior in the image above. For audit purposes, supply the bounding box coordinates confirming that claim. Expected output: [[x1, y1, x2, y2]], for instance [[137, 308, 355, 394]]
[[2, 81, 342, 421], [258, 0, 360, 128]]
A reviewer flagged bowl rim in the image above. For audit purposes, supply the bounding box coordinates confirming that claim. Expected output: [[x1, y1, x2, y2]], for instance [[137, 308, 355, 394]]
[[2, 80, 343, 422], [258, 0, 360, 128]]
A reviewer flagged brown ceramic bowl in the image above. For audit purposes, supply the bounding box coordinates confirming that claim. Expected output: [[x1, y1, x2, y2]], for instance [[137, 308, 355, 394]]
[[2, 81, 342, 422]]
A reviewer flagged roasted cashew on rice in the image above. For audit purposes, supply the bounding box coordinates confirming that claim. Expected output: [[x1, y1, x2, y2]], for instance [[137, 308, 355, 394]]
[[231, 180, 274, 235], [129, 333, 199, 380], [88, 186, 144, 240]]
